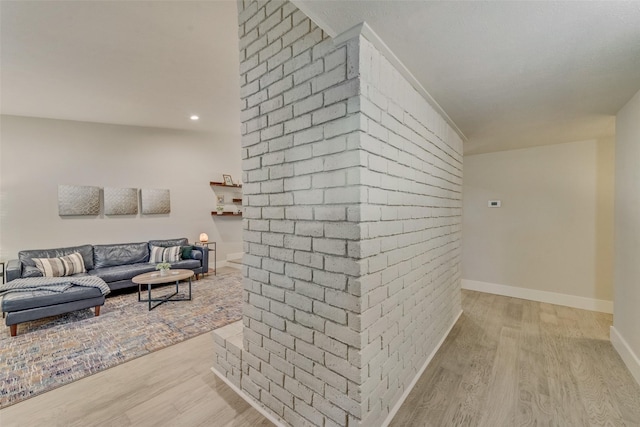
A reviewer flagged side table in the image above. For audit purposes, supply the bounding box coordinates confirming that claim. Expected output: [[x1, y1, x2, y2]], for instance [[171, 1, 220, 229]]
[[195, 241, 216, 276], [1, 261, 4, 284]]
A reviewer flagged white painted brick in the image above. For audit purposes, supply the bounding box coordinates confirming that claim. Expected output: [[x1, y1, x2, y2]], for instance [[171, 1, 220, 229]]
[[285, 290, 313, 312], [237, 3, 462, 425], [294, 126, 324, 146], [285, 263, 312, 281], [283, 50, 312, 78], [264, 336, 287, 358], [295, 221, 324, 237], [285, 206, 313, 220], [324, 114, 363, 139], [286, 349, 315, 374], [270, 246, 294, 262], [325, 352, 360, 383], [294, 252, 324, 270], [313, 393, 347, 425], [294, 157, 324, 175], [312, 102, 347, 125], [294, 189, 324, 205], [284, 235, 312, 251], [292, 27, 323, 57], [313, 270, 348, 290], [282, 19, 311, 47], [324, 186, 363, 204], [284, 114, 311, 134], [270, 220, 295, 234], [282, 176, 310, 192], [312, 65, 347, 93], [268, 73, 294, 98], [325, 223, 361, 240], [294, 279, 325, 301], [295, 309, 326, 332], [270, 272, 294, 289], [313, 238, 346, 256], [294, 93, 323, 116], [293, 59, 324, 85], [313, 300, 347, 324]]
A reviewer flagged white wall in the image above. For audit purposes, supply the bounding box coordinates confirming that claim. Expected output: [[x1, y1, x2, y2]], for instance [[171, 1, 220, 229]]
[[0, 115, 243, 265], [612, 89, 640, 385], [462, 138, 615, 312]]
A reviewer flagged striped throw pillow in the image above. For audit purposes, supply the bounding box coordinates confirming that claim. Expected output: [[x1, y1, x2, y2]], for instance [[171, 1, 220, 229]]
[[61, 252, 86, 275], [33, 252, 86, 277], [149, 246, 181, 263], [149, 246, 165, 263]]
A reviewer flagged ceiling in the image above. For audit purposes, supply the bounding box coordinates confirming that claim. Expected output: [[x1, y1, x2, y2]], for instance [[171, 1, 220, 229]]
[[0, 1, 242, 137], [2, 1, 640, 155]]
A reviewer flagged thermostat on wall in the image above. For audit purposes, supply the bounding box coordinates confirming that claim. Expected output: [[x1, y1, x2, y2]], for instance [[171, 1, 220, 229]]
[[488, 200, 501, 208]]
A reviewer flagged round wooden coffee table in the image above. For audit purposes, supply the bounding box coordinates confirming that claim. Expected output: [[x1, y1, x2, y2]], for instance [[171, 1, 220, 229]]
[[132, 269, 194, 310]]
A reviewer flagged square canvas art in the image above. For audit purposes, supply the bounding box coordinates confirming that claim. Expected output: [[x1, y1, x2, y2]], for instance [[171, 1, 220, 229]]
[[104, 187, 138, 215], [140, 188, 170, 214], [58, 185, 100, 216]]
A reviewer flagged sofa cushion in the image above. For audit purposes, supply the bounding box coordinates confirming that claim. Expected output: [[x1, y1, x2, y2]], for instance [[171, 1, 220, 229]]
[[149, 245, 181, 263], [19, 244, 94, 270], [89, 263, 156, 283], [170, 259, 201, 270], [1, 286, 102, 312], [93, 242, 149, 268], [148, 238, 189, 251], [33, 252, 86, 277]]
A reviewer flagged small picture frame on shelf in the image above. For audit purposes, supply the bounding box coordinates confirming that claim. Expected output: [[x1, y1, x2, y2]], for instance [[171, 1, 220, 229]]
[[223, 174, 233, 186]]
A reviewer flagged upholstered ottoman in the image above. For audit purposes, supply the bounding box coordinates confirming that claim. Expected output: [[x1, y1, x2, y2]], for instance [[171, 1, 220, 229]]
[[2, 286, 105, 336]]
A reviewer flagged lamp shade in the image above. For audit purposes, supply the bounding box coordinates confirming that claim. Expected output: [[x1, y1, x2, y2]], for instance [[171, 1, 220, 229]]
[[199, 233, 209, 243]]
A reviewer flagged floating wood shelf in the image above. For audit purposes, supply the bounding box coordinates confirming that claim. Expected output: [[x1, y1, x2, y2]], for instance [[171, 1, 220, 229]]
[[232, 198, 242, 203], [210, 182, 242, 188], [211, 212, 242, 216]]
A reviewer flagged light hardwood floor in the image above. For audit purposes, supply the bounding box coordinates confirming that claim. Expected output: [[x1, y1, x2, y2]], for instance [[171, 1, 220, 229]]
[[390, 290, 640, 426], [2, 290, 639, 426]]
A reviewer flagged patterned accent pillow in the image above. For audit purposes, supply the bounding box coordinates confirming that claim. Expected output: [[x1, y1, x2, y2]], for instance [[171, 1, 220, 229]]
[[163, 246, 181, 262], [149, 245, 181, 263], [61, 252, 86, 275], [33, 252, 86, 277], [149, 246, 165, 263]]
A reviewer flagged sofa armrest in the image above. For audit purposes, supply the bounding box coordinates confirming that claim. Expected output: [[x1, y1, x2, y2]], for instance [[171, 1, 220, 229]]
[[6, 259, 22, 282], [192, 245, 209, 273]]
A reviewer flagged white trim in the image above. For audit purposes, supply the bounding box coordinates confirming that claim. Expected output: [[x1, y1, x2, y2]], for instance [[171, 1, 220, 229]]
[[227, 252, 244, 262], [382, 309, 463, 427], [461, 279, 613, 314], [610, 326, 640, 387], [210, 367, 286, 427]]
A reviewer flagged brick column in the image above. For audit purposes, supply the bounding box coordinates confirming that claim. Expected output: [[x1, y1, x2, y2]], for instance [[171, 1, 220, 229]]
[[213, 1, 463, 426]]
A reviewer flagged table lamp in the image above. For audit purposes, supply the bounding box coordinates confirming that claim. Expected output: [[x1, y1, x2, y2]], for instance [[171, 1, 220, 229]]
[[199, 233, 209, 243]]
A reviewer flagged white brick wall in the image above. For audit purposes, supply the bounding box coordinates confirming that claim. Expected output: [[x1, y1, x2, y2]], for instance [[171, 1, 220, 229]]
[[226, 1, 462, 426]]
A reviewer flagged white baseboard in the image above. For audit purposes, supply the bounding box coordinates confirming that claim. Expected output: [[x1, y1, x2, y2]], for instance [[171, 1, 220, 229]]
[[227, 252, 244, 262], [210, 367, 285, 427], [382, 309, 463, 427], [461, 279, 613, 314], [610, 326, 640, 387]]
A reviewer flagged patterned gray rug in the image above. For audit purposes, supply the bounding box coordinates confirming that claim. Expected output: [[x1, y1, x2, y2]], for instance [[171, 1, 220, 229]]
[[0, 270, 243, 408]]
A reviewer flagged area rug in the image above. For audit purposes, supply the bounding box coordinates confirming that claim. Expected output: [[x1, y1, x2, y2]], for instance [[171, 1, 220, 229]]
[[0, 269, 243, 409]]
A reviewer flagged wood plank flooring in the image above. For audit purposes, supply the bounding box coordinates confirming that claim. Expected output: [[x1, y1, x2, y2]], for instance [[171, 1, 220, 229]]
[[390, 290, 640, 426], [1, 289, 638, 426], [0, 330, 273, 427]]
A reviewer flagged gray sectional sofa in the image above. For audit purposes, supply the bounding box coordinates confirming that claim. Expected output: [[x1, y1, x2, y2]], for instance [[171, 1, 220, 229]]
[[2, 238, 209, 336], [5, 237, 209, 290]]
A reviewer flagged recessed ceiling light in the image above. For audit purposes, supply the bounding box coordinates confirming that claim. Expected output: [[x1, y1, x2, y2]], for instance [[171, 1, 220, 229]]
[[190, 115, 199, 121]]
